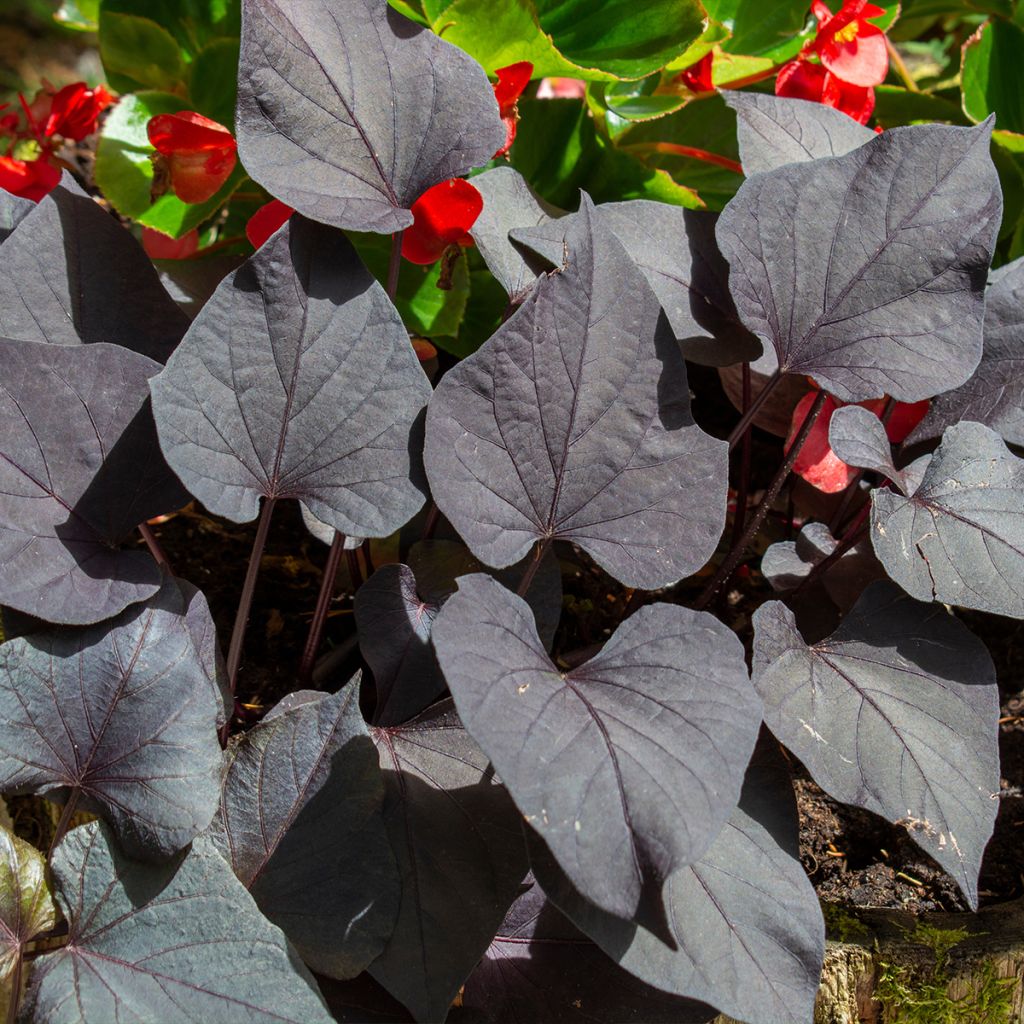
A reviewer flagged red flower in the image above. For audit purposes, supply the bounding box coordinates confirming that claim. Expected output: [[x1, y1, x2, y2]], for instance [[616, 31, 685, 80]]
[[401, 178, 483, 265], [43, 83, 114, 141], [786, 387, 929, 494], [0, 156, 60, 202], [678, 53, 714, 93], [775, 59, 875, 124], [147, 111, 237, 204], [141, 227, 200, 260], [811, 0, 888, 88], [246, 199, 294, 249], [493, 61, 532, 158], [0, 104, 18, 135]]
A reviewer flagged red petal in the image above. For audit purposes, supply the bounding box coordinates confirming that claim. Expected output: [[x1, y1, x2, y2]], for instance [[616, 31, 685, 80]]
[[44, 82, 114, 141], [141, 227, 200, 260], [882, 399, 929, 443], [827, 74, 875, 124], [401, 179, 483, 265], [148, 111, 236, 154], [817, 23, 888, 86], [678, 53, 714, 93], [493, 62, 533, 115], [0, 156, 60, 202], [775, 60, 830, 103], [148, 112, 237, 204], [811, 0, 833, 23], [246, 199, 295, 249], [785, 390, 856, 494]]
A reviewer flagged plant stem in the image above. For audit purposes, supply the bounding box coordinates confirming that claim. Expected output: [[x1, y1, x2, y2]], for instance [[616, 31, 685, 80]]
[[298, 531, 347, 686], [727, 369, 781, 451], [346, 547, 364, 590], [793, 502, 871, 598], [361, 538, 374, 576], [517, 540, 549, 598], [5, 950, 21, 1024], [138, 522, 171, 571], [885, 37, 920, 93], [387, 230, 404, 300], [695, 388, 829, 610], [619, 141, 743, 176], [225, 497, 277, 699], [730, 362, 753, 548], [47, 790, 81, 862], [422, 502, 441, 541]]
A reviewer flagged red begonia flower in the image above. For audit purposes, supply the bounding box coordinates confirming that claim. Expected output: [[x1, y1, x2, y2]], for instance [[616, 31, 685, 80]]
[[401, 178, 483, 265], [811, 0, 888, 88], [147, 111, 238, 204], [786, 387, 929, 494], [141, 227, 200, 260], [775, 59, 875, 124], [245, 198, 294, 249], [0, 156, 60, 202], [43, 83, 114, 141], [536, 78, 587, 99], [678, 53, 714, 93], [493, 61, 532, 157]]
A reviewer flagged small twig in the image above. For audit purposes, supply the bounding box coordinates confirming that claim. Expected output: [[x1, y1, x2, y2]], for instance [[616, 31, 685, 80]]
[[47, 791, 81, 862], [386, 230, 404, 299], [298, 531, 347, 685], [137, 522, 171, 572], [727, 369, 782, 451], [361, 538, 374, 576], [5, 950, 21, 1024], [792, 503, 871, 598], [422, 502, 441, 541], [619, 141, 743, 176], [730, 362, 753, 548], [346, 547, 364, 590], [885, 37, 920, 93], [517, 540, 550, 598]]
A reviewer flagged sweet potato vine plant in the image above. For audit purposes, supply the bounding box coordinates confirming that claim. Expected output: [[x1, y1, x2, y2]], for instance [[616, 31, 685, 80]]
[[0, 0, 1022, 1022]]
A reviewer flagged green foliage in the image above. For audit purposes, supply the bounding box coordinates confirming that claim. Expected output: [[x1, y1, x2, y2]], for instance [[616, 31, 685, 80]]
[[99, 12, 187, 93], [54, 0, 99, 31], [876, 922, 1018, 1024], [962, 18, 1024, 133]]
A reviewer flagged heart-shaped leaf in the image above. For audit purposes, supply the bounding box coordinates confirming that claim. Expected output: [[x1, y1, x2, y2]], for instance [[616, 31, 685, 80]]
[[210, 680, 399, 979], [0, 825, 56, 981], [368, 701, 528, 1022], [0, 339, 189, 625], [425, 196, 727, 590], [23, 822, 333, 1023], [528, 740, 825, 1024], [150, 215, 431, 535], [356, 541, 561, 727], [0, 179, 188, 362], [0, 190, 33, 245], [459, 880, 717, 1024], [724, 91, 874, 177], [871, 421, 1024, 618], [716, 121, 1002, 403], [0, 576, 227, 860], [511, 200, 761, 366], [468, 166, 563, 305], [236, 0, 504, 234], [433, 574, 760, 933], [828, 405, 907, 491], [752, 582, 1001, 906], [908, 256, 1024, 447]]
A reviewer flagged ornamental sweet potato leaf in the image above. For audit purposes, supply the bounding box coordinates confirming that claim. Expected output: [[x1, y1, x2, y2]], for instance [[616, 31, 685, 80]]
[[0, 179, 188, 362], [425, 196, 727, 589], [0, 825, 56, 982], [210, 680, 399, 980], [511, 200, 761, 366], [871, 421, 1024, 618], [716, 121, 1002, 403], [752, 582, 1001, 907], [150, 215, 431, 536], [0, 339, 189, 625], [0, 190, 32, 245], [368, 701, 528, 1023], [0, 576, 227, 860], [236, 0, 504, 234], [528, 740, 825, 1024], [432, 574, 760, 934], [908, 256, 1024, 447], [356, 541, 561, 727], [828, 405, 908, 492], [724, 91, 874, 177], [458, 880, 716, 1024], [22, 822, 333, 1023]]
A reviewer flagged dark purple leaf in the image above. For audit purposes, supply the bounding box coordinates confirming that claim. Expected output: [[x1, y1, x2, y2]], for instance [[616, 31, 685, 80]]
[[356, 542, 561, 727], [752, 581, 1001, 907], [511, 200, 761, 367], [425, 197, 727, 590], [23, 822, 333, 1023], [469, 167, 564, 305], [156, 250, 247, 319], [908, 256, 1024, 446], [459, 879, 716, 1024], [432, 574, 760, 935], [209, 680, 399, 979], [0, 576, 227, 860], [150, 215, 430, 536], [369, 701, 528, 1022], [0, 180, 188, 362], [0, 338, 189, 625], [0, 189, 33, 244], [236, 0, 504, 234], [717, 121, 1001, 403], [828, 405, 907, 491], [528, 740, 825, 1024], [723, 91, 874, 177], [871, 421, 1024, 617]]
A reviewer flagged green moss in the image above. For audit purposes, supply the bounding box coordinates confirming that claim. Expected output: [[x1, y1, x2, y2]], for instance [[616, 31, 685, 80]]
[[875, 921, 1017, 1024], [822, 903, 870, 944]]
